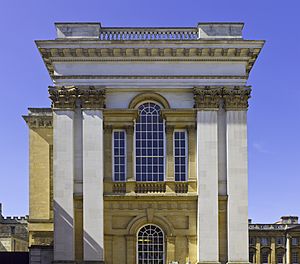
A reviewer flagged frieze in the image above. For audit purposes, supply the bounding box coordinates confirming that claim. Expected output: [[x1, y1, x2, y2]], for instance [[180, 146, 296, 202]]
[[23, 116, 53, 128]]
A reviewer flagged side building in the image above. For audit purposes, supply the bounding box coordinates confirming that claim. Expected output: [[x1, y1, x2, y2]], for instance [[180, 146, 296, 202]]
[[0, 203, 28, 252], [249, 216, 300, 264]]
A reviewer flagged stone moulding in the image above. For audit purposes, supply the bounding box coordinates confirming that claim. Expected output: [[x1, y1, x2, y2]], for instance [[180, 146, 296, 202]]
[[23, 115, 53, 128], [193, 86, 223, 110], [48, 85, 106, 109], [223, 86, 251, 110], [37, 45, 263, 78], [78, 86, 105, 109], [194, 85, 251, 110]]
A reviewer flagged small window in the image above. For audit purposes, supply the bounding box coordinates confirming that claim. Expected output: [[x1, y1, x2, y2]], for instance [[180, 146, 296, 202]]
[[276, 237, 284, 246], [10, 226, 16, 235], [292, 237, 298, 246], [277, 252, 284, 264], [249, 251, 255, 263], [292, 251, 299, 264], [261, 237, 269, 246], [174, 130, 188, 181], [249, 237, 255, 245], [113, 130, 126, 181], [261, 251, 269, 264]]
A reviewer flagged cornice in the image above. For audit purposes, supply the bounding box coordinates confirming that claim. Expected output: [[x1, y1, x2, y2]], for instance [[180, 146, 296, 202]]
[[48, 86, 106, 109], [23, 115, 53, 128], [193, 85, 251, 110], [38, 46, 262, 78], [53, 75, 247, 80]]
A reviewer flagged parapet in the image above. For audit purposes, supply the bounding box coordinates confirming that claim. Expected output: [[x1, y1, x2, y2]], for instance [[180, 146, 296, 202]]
[[54, 22, 244, 40]]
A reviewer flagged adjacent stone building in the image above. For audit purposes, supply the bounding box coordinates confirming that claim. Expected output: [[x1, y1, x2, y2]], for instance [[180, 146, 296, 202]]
[[0, 203, 28, 252], [249, 216, 300, 264], [23, 22, 264, 264]]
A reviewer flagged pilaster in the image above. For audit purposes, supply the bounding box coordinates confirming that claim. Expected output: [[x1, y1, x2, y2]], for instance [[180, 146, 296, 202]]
[[81, 87, 105, 262], [286, 234, 291, 264], [166, 236, 176, 263], [225, 86, 251, 264], [49, 86, 76, 262], [126, 125, 134, 181], [166, 125, 175, 181], [194, 87, 221, 264]]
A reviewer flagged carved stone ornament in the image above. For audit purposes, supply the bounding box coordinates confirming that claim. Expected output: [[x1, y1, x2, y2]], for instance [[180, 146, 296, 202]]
[[223, 86, 251, 110], [194, 86, 251, 111], [193, 86, 223, 110], [48, 86, 106, 109], [78, 86, 106, 109], [23, 116, 53, 128], [48, 86, 77, 109]]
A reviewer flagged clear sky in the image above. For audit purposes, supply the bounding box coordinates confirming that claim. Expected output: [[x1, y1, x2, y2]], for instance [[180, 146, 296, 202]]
[[0, 0, 299, 223]]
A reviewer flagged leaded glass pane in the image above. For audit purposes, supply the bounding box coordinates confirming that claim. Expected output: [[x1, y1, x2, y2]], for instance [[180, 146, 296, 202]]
[[136, 103, 164, 181], [137, 225, 164, 264], [113, 130, 126, 181], [174, 131, 187, 181]]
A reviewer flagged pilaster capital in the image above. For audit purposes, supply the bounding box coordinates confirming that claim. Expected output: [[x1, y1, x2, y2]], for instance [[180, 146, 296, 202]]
[[48, 85, 106, 110], [48, 86, 77, 109], [104, 125, 113, 133], [78, 86, 106, 109], [193, 86, 222, 110], [165, 125, 175, 134], [125, 125, 134, 135], [223, 86, 251, 111]]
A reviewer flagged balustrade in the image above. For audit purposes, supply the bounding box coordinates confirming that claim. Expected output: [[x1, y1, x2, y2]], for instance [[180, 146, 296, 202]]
[[99, 28, 198, 41]]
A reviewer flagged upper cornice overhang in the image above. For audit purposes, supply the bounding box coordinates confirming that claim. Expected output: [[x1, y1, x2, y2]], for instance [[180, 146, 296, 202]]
[[35, 39, 265, 80]]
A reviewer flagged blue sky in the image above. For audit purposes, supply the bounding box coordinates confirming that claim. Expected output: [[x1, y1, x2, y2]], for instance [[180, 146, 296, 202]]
[[0, 0, 299, 223]]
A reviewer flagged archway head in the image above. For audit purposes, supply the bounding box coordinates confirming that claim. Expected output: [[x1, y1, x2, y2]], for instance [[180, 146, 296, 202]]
[[128, 93, 170, 109], [127, 215, 174, 236]]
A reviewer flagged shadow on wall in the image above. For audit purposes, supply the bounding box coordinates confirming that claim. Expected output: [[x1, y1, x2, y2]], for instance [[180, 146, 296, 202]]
[[54, 201, 104, 260], [0, 242, 7, 251], [0, 252, 29, 264]]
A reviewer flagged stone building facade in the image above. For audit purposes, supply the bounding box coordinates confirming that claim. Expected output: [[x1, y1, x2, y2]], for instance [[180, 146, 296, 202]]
[[249, 216, 300, 264], [0, 203, 28, 252], [23, 22, 264, 264]]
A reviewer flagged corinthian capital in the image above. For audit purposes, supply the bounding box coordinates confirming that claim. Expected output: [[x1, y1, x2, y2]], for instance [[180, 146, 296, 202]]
[[193, 86, 223, 110], [78, 86, 106, 109], [223, 86, 251, 110], [48, 86, 77, 109]]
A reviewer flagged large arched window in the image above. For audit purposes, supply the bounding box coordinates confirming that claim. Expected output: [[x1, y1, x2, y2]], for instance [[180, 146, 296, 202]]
[[137, 224, 164, 264], [135, 102, 164, 181]]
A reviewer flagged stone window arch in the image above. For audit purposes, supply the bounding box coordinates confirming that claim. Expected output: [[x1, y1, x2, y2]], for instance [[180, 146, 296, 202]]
[[137, 224, 165, 264], [135, 102, 165, 181]]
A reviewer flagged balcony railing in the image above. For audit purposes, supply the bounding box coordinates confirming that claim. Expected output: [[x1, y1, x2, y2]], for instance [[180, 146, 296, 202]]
[[99, 28, 198, 41], [105, 181, 196, 195]]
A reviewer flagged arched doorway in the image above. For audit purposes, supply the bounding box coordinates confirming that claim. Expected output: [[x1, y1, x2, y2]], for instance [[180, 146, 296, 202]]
[[137, 224, 164, 264]]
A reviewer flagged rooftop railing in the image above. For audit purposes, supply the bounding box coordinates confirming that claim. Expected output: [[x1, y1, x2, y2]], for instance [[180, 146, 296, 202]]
[[99, 28, 198, 41], [55, 23, 244, 40]]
